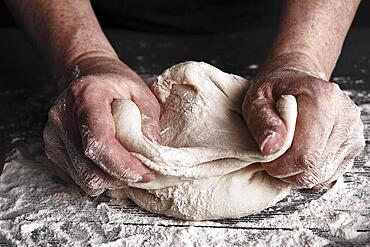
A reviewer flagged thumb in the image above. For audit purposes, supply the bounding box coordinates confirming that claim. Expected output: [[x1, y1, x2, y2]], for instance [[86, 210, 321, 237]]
[[243, 95, 287, 155], [132, 89, 162, 143]]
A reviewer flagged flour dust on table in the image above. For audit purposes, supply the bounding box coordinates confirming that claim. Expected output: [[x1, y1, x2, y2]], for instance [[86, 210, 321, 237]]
[[110, 61, 298, 220]]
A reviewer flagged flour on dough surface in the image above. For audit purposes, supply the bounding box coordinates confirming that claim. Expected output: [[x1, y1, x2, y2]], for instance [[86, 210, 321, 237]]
[[111, 61, 297, 220]]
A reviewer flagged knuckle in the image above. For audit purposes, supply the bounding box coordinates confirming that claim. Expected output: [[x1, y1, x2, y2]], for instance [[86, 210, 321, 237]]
[[80, 168, 106, 192], [346, 114, 364, 140], [322, 82, 340, 96], [246, 82, 266, 100], [327, 82, 341, 92], [83, 140, 105, 162], [83, 184, 105, 197], [352, 124, 366, 150], [118, 168, 142, 183], [294, 152, 325, 188], [358, 138, 366, 151], [296, 152, 322, 170], [354, 121, 363, 135], [302, 78, 325, 93], [295, 169, 324, 188], [315, 82, 340, 103], [81, 127, 107, 162], [353, 105, 362, 121], [347, 102, 362, 120], [84, 189, 106, 197], [336, 91, 361, 120], [84, 175, 102, 190], [70, 76, 103, 95], [295, 174, 316, 188], [352, 141, 365, 158], [69, 155, 109, 196]]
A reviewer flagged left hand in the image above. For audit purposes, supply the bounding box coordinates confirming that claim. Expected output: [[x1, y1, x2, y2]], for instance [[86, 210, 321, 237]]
[[43, 57, 161, 196], [243, 67, 365, 189]]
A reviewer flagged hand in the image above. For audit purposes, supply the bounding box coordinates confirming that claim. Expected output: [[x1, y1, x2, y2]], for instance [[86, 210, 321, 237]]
[[43, 57, 160, 196], [243, 66, 365, 189]]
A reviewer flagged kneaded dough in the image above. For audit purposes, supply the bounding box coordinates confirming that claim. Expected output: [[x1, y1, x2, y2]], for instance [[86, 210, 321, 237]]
[[111, 61, 297, 220]]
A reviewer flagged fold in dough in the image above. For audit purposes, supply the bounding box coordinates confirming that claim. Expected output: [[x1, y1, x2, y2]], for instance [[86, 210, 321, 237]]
[[111, 61, 297, 220]]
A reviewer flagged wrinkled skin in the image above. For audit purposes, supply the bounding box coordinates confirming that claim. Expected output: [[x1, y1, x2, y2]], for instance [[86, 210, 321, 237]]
[[43, 57, 161, 196], [44, 55, 365, 196], [243, 68, 365, 189]]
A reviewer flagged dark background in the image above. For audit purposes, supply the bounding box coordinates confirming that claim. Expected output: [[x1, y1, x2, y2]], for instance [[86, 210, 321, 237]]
[[1, 1, 370, 29]]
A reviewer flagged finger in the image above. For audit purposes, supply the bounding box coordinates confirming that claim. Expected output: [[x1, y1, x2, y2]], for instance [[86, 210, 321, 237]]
[[321, 119, 365, 186], [243, 93, 287, 155], [316, 152, 358, 191], [322, 89, 362, 160], [75, 93, 156, 183], [131, 86, 162, 143], [44, 120, 73, 173], [312, 142, 364, 191], [319, 91, 365, 182], [262, 94, 335, 187], [66, 144, 126, 197], [276, 151, 326, 188], [44, 120, 124, 196], [271, 116, 363, 188], [310, 113, 354, 184]]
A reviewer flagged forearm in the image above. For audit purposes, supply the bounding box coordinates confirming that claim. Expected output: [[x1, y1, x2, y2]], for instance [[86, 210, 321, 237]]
[[5, 0, 118, 91], [260, 0, 360, 80]]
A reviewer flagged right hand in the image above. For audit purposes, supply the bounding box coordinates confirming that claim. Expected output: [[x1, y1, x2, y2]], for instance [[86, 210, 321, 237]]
[[243, 65, 365, 189], [43, 57, 161, 196]]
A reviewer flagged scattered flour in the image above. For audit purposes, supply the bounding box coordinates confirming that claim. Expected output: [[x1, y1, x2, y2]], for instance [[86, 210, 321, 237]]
[[0, 91, 369, 246], [0, 140, 369, 246]]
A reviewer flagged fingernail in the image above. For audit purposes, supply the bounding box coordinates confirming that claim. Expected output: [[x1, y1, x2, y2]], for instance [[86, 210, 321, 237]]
[[141, 172, 157, 182], [260, 131, 284, 155]]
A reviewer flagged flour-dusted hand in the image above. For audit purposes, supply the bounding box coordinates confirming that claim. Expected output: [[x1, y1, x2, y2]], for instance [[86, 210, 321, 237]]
[[4, 0, 162, 196], [241, 0, 363, 189], [43, 57, 160, 196], [243, 67, 365, 189]]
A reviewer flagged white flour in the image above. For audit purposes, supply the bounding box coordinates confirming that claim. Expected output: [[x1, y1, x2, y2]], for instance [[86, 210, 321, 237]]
[[0, 140, 369, 246], [1, 89, 370, 246]]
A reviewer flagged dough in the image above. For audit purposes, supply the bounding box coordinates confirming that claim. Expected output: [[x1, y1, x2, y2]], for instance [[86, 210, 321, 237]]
[[111, 61, 297, 220]]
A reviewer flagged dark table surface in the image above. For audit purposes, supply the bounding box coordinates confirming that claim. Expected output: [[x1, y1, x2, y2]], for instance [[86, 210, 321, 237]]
[[0, 28, 369, 165], [0, 28, 369, 245]]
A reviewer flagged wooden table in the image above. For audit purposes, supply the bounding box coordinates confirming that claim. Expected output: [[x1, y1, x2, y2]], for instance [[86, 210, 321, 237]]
[[0, 28, 369, 246]]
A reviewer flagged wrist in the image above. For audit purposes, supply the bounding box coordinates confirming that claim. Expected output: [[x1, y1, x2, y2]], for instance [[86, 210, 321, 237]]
[[257, 51, 328, 81], [49, 23, 120, 91], [55, 52, 128, 92]]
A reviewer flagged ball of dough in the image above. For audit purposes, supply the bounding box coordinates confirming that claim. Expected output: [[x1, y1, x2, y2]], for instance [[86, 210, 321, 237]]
[[111, 62, 297, 220]]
